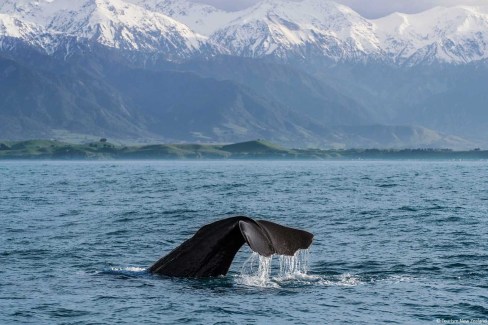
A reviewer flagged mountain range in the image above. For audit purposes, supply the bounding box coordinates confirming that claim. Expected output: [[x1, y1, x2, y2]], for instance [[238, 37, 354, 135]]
[[1, 0, 487, 149]]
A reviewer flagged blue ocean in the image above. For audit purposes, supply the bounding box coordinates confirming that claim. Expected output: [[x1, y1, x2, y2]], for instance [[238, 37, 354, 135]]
[[1, 160, 487, 324]]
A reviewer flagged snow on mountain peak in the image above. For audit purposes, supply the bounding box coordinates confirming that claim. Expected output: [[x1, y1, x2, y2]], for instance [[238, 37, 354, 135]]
[[44, 0, 210, 55], [127, 0, 240, 35], [209, 0, 379, 60], [374, 5, 488, 64], [0, 0, 488, 64], [0, 0, 76, 25], [0, 13, 43, 38]]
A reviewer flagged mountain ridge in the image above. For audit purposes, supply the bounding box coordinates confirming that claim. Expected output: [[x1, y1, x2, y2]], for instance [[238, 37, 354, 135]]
[[1, 0, 488, 64], [1, 0, 487, 149]]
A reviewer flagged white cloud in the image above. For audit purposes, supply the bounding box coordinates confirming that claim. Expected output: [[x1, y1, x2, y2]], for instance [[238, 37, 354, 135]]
[[191, 0, 488, 17]]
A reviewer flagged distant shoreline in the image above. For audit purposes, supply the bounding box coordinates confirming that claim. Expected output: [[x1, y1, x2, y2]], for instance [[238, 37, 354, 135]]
[[0, 139, 487, 160]]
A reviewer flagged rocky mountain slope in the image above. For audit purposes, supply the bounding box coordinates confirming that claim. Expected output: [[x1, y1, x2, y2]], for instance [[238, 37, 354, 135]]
[[0, 0, 487, 148]]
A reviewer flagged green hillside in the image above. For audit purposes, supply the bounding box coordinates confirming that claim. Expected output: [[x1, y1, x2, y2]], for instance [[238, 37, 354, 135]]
[[1, 139, 487, 160]]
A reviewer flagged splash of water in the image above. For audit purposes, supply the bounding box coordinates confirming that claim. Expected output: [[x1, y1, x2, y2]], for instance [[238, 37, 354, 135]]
[[239, 252, 275, 287], [238, 249, 311, 287], [278, 249, 310, 279]]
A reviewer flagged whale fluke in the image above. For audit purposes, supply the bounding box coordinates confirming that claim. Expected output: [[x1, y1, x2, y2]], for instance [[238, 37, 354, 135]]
[[149, 216, 313, 278]]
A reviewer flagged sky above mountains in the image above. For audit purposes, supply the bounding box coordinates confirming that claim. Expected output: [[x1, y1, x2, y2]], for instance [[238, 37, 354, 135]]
[[193, 0, 488, 17]]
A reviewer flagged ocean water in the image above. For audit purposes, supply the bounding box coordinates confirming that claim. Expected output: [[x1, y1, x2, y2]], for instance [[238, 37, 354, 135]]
[[1, 160, 487, 324]]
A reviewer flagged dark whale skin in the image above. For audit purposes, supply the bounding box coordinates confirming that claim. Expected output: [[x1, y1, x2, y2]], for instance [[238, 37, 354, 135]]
[[149, 216, 313, 278]]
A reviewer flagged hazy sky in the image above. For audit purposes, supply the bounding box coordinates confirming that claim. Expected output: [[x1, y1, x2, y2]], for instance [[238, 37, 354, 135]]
[[191, 0, 488, 18]]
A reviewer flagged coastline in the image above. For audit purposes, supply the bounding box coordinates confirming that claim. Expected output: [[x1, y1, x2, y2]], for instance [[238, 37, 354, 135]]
[[1, 139, 487, 160]]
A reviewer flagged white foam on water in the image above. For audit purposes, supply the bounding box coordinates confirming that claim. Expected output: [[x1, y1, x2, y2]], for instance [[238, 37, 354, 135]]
[[234, 249, 398, 288], [92, 266, 148, 276], [381, 275, 418, 284], [316, 274, 419, 287], [317, 273, 364, 287], [110, 267, 147, 272]]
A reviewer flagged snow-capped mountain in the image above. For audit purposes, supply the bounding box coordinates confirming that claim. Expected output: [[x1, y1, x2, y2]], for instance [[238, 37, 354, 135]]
[[374, 5, 488, 64], [209, 0, 380, 61], [0, 0, 488, 64], [2, 0, 488, 148], [128, 0, 240, 35], [0, 13, 44, 39], [48, 0, 209, 56], [0, 0, 214, 59], [206, 0, 488, 63], [0, 13, 58, 54], [0, 0, 73, 26]]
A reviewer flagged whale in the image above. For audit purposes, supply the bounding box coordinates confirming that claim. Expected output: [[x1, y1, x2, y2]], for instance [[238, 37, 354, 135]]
[[149, 216, 313, 278]]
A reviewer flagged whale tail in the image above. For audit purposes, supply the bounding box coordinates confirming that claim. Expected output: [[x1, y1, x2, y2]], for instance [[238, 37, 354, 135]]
[[149, 216, 313, 278]]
